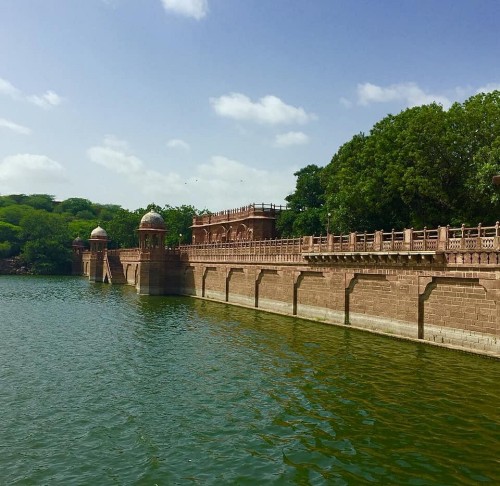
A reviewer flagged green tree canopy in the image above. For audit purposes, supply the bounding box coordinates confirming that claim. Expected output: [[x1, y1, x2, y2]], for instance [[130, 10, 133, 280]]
[[55, 197, 96, 217], [277, 165, 326, 237], [322, 91, 500, 232], [19, 211, 72, 274]]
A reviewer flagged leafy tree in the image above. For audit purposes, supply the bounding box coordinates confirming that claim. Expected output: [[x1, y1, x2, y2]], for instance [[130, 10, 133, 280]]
[[19, 211, 72, 274], [93, 203, 122, 222], [0, 205, 36, 226], [68, 220, 98, 244], [106, 209, 141, 248], [55, 197, 96, 217], [0, 242, 13, 258], [23, 194, 56, 212], [321, 91, 500, 232], [277, 165, 326, 236], [0, 221, 21, 257], [75, 209, 96, 220], [0, 195, 20, 208], [161, 205, 198, 247]]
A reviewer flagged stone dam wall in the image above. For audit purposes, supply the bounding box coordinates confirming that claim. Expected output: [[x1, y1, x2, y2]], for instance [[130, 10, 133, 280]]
[[79, 226, 500, 358]]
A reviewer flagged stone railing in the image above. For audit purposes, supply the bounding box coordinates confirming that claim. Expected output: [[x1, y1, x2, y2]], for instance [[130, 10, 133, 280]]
[[80, 223, 499, 265], [303, 223, 500, 253], [108, 248, 140, 260], [179, 223, 500, 262], [179, 237, 304, 263], [191, 203, 286, 226]]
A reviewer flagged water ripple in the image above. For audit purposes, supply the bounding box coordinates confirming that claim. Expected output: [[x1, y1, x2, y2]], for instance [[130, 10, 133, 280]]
[[0, 276, 499, 484]]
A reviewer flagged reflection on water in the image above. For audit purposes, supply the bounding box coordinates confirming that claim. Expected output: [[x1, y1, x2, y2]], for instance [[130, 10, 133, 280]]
[[0, 276, 499, 484]]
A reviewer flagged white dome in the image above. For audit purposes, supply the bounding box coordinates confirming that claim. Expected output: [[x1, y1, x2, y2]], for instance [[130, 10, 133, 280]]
[[140, 210, 165, 230], [90, 225, 108, 239]]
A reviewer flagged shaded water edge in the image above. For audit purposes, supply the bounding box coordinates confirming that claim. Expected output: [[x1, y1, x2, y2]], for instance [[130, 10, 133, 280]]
[[190, 291, 500, 360]]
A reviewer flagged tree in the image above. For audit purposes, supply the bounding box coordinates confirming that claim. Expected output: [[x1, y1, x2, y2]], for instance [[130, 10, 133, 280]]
[[321, 91, 500, 232], [0, 221, 21, 257], [0, 204, 37, 226], [106, 209, 141, 248], [19, 211, 72, 274], [23, 194, 56, 212], [161, 205, 198, 247], [277, 165, 326, 237], [55, 197, 96, 217]]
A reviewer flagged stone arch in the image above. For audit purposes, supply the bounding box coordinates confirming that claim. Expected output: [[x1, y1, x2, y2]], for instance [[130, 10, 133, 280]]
[[347, 273, 394, 326], [226, 267, 246, 302], [294, 271, 325, 317], [214, 226, 229, 242], [420, 277, 496, 340], [235, 223, 248, 241], [182, 265, 196, 295], [418, 278, 437, 339]]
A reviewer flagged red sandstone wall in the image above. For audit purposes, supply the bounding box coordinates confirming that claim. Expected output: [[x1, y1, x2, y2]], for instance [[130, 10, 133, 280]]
[[257, 269, 292, 314], [296, 271, 345, 322], [175, 261, 499, 356], [424, 278, 498, 336], [204, 267, 225, 300], [227, 268, 254, 306], [349, 275, 397, 321]]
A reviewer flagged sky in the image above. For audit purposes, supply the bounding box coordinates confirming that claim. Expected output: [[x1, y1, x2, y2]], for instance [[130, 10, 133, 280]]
[[1, 0, 500, 211]]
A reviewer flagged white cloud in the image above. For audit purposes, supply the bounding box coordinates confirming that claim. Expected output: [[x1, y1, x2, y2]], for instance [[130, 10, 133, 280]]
[[87, 139, 186, 201], [86, 138, 293, 210], [193, 155, 294, 209], [167, 138, 191, 150], [476, 83, 500, 94], [339, 97, 353, 108], [87, 145, 144, 175], [27, 90, 63, 109], [210, 92, 316, 125], [0, 78, 21, 99], [356, 82, 452, 109], [0, 154, 67, 193], [0, 77, 63, 109], [274, 131, 309, 147], [161, 0, 208, 20], [0, 118, 31, 135], [103, 135, 130, 150]]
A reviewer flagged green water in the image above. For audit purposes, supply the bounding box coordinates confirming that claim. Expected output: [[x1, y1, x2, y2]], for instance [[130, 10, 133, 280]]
[[0, 276, 498, 485]]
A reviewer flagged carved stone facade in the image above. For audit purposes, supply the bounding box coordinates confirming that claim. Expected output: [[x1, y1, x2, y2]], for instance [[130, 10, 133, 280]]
[[78, 215, 500, 357], [190, 203, 284, 244]]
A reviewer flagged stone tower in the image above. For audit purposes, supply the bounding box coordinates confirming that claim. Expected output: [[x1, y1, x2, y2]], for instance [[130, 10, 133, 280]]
[[71, 236, 85, 275], [137, 210, 167, 295], [88, 226, 108, 283]]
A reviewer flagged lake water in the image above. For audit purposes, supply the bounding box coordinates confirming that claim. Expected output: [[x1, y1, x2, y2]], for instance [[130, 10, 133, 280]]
[[0, 276, 499, 485]]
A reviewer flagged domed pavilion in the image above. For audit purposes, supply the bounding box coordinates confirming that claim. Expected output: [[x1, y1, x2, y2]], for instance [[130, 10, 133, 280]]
[[138, 210, 167, 250]]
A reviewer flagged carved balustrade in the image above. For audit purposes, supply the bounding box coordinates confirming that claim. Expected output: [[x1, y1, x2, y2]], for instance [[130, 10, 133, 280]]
[[178, 222, 500, 264]]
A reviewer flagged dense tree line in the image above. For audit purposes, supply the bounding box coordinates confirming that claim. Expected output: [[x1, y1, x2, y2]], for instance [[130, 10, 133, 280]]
[[277, 91, 500, 236], [0, 194, 203, 274], [4, 92, 500, 272]]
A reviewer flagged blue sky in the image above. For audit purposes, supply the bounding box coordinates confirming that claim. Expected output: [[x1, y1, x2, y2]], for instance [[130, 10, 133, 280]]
[[1, 0, 499, 210]]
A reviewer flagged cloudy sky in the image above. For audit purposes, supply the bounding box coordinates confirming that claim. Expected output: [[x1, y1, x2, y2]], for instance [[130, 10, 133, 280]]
[[1, 0, 499, 210]]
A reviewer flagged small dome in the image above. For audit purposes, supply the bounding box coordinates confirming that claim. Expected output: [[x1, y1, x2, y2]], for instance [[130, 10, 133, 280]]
[[140, 210, 165, 230], [72, 236, 85, 247], [90, 225, 108, 239]]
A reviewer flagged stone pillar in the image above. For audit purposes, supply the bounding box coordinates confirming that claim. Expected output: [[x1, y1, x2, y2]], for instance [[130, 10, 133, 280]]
[[403, 228, 413, 251], [349, 232, 357, 251], [136, 210, 167, 295], [71, 237, 85, 275], [137, 255, 166, 295], [437, 226, 449, 251]]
